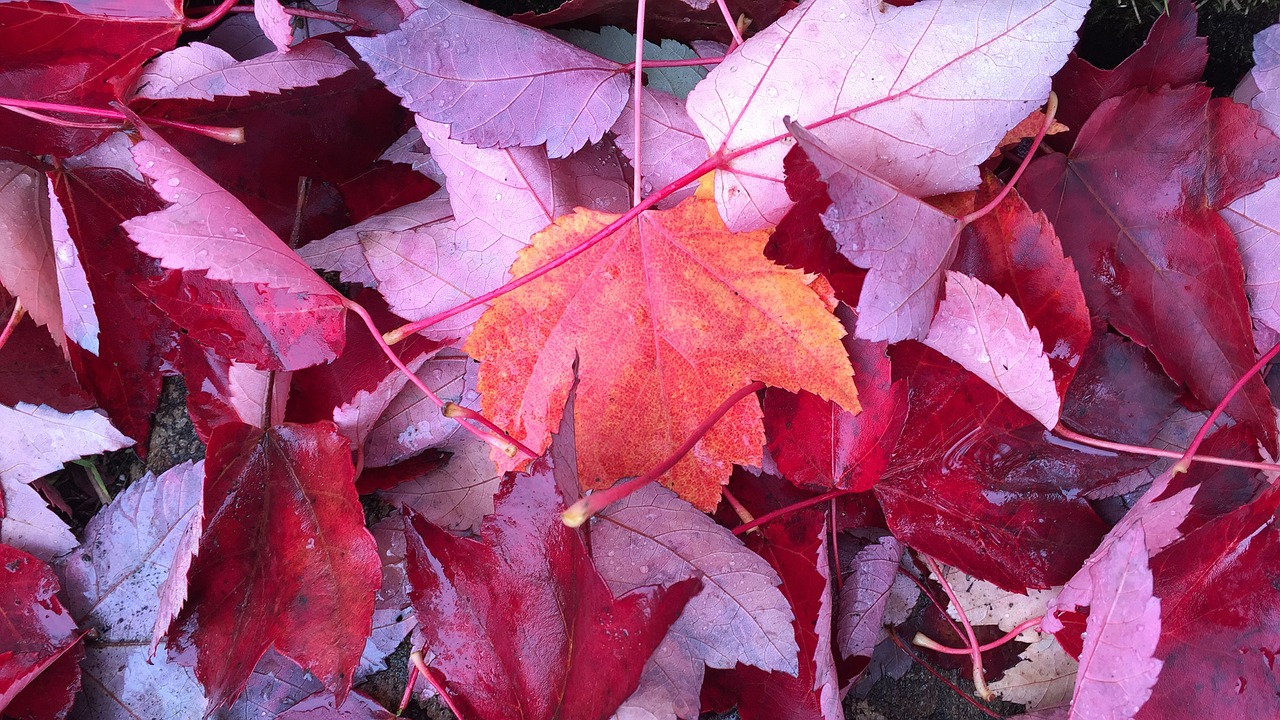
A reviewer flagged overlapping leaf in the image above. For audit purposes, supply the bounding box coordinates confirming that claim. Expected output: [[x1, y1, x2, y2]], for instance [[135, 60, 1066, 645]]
[[467, 181, 858, 510], [132, 39, 356, 101]]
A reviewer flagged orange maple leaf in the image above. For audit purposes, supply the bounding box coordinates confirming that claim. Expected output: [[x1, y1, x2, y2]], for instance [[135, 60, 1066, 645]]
[[466, 181, 860, 510]]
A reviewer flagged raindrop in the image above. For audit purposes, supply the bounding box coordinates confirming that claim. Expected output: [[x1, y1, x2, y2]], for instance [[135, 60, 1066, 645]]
[[167, 177, 180, 187]]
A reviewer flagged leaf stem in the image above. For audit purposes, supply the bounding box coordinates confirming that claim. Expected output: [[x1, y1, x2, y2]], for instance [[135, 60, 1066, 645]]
[[632, 0, 648, 207], [887, 630, 1005, 720], [382, 154, 721, 345], [1051, 424, 1280, 473], [226, 4, 361, 26], [183, 0, 240, 30], [0, 299, 25, 355], [914, 616, 1043, 655], [397, 663, 418, 715], [961, 92, 1058, 225], [924, 555, 992, 701], [713, 0, 745, 48], [0, 97, 245, 144], [1172, 336, 1280, 474], [562, 380, 765, 526], [731, 487, 853, 535], [410, 651, 466, 720], [343, 298, 535, 460], [623, 56, 724, 70], [721, 487, 756, 526]]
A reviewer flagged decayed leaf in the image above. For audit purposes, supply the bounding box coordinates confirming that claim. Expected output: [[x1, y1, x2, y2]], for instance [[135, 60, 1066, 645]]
[[467, 181, 858, 510], [1020, 84, 1280, 450], [592, 483, 799, 720], [402, 472, 702, 720], [133, 39, 356, 101], [0, 403, 131, 486], [924, 272, 1060, 429], [166, 422, 380, 711], [685, 0, 1087, 230], [351, 0, 630, 158], [0, 544, 84, 720], [1070, 526, 1163, 720], [785, 121, 963, 343]]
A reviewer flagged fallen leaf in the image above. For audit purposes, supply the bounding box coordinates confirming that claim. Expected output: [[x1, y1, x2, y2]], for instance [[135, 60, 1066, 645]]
[[0, 543, 84, 720], [0, 403, 131, 486], [351, 0, 630, 158], [467, 181, 858, 510], [402, 471, 702, 719], [836, 536, 905, 663], [685, 0, 1086, 230], [255, 0, 295, 53], [166, 422, 380, 710], [132, 39, 356, 101]]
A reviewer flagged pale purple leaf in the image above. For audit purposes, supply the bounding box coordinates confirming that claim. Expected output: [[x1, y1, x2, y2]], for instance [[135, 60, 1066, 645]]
[[378, 127, 443, 182], [48, 183, 99, 354], [73, 644, 207, 720], [0, 402, 132, 485], [814, 526, 841, 720], [1069, 525, 1162, 720], [368, 357, 502, 532], [152, 496, 202, 657], [58, 460, 204, 642], [363, 119, 627, 341], [300, 191, 455, 288], [333, 352, 433, 448], [788, 121, 963, 342], [133, 40, 356, 101], [122, 121, 339, 298], [350, 0, 630, 158], [0, 476, 77, 560], [612, 89, 707, 206], [593, 483, 798, 720], [357, 516, 416, 680], [836, 536, 903, 661], [924, 272, 1060, 428], [0, 160, 62, 349], [255, 0, 294, 53], [685, 0, 1086, 231], [1223, 24, 1280, 335]]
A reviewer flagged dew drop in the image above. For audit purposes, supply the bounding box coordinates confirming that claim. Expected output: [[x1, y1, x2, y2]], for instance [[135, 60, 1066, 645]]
[[167, 177, 180, 187], [639, 565, 650, 574], [766, 87, 778, 97], [494, 193, 503, 202]]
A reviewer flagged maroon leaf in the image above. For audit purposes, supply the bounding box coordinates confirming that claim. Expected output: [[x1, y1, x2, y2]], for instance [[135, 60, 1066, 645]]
[[1051, 0, 1206, 150], [951, 175, 1091, 398], [1019, 84, 1280, 451], [350, 0, 630, 158], [875, 346, 1118, 592], [132, 39, 356, 102], [166, 422, 380, 711], [1059, 332, 1180, 449], [50, 148, 178, 447], [923, 272, 1060, 429], [764, 306, 906, 492], [592, 482, 799, 719], [0, 544, 84, 720], [0, 0, 182, 156], [0, 312, 93, 413], [701, 507, 840, 720], [402, 471, 701, 720]]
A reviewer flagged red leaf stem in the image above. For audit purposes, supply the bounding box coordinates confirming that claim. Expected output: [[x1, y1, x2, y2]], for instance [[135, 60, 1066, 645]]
[[562, 380, 766, 526], [961, 92, 1059, 225], [0, 299, 24, 355], [888, 630, 1005, 720], [924, 555, 991, 700], [183, 0, 240, 31], [1173, 337, 1280, 473], [226, 4, 360, 26], [1052, 424, 1280, 473], [0, 97, 245, 143], [914, 616, 1043, 655]]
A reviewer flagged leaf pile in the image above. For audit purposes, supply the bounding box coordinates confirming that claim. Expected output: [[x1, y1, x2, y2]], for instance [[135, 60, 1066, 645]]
[[4, 0, 1280, 718]]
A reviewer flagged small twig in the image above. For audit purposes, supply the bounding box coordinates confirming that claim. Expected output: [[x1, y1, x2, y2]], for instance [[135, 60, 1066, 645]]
[[73, 459, 112, 505], [0, 299, 25, 354], [227, 3, 361, 26], [1052, 424, 1280, 474]]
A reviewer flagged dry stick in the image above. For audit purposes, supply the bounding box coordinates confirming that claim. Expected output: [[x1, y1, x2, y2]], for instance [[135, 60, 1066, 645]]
[[1171, 336, 1280, 475], [632, 0, 648, 207], [1052, 424, 1280, 474], [1, 96, 245, 144], [343, 298, 535, 460], [915, 616, 1043, 656], [924, 555, 993, 701], [0, 300, 25, 354], [887, 630, 1006, 720], [562, 380, 766, 527], [409, 651, 466, 720]]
